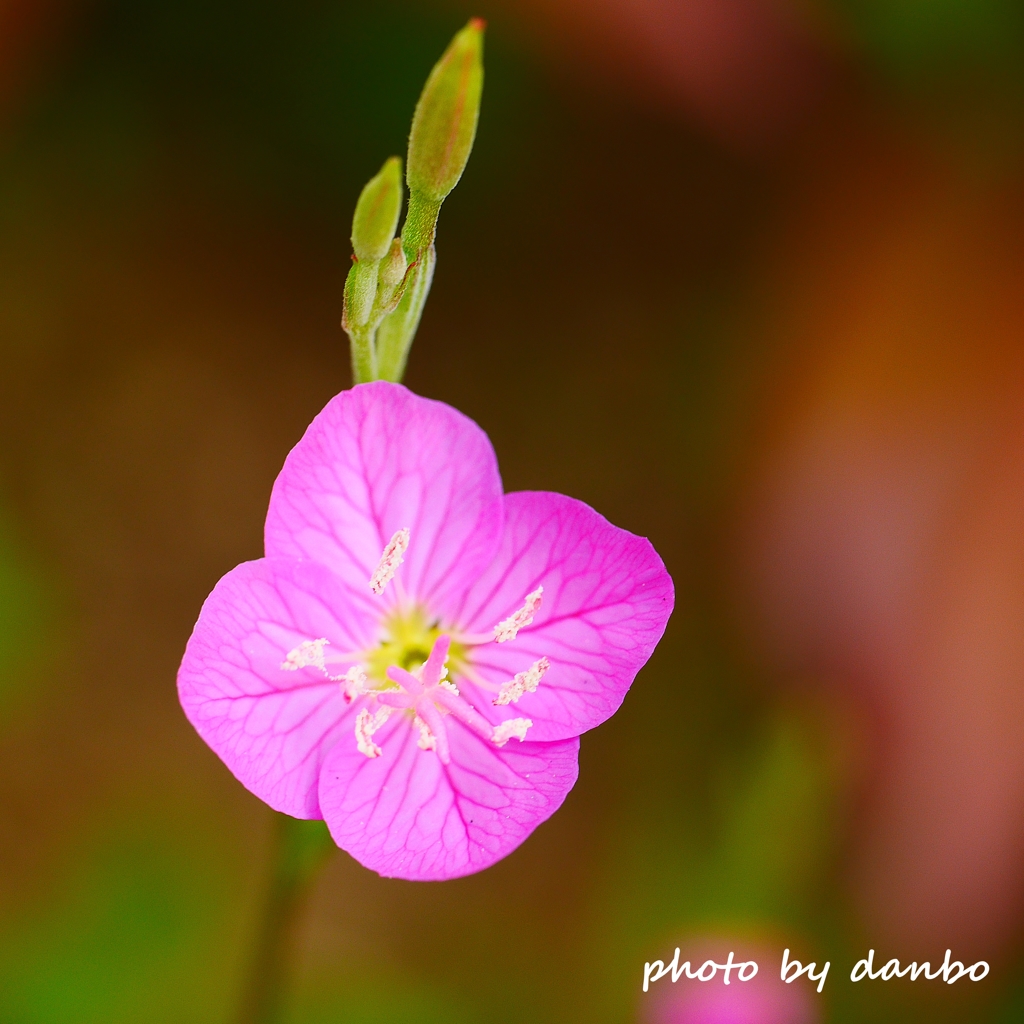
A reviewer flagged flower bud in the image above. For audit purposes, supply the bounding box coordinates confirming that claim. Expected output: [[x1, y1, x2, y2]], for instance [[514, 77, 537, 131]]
[[343, 259, 377, 330], [378, 237, 407, 293], [372, 238, 410, 320], [351, 156, 403, 262], [406, 19, 484, 204]]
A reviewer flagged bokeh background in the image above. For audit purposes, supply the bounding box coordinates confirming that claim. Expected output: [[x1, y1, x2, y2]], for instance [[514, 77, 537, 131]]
[[2, 0, 1024, 1021]]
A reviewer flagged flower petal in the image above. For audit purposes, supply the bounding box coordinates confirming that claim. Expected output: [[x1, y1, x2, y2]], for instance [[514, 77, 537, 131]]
[[453, 492, 674, 741], [264, 381, 504, 621], [318, 714, 579, 880], [177, 557, 377, 818]]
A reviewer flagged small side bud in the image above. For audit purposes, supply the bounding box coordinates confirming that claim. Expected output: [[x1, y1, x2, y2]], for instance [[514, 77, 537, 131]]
[[343, 260, 378, 330], [407, 19, 484, 204], [378, 237, 408, 292], [351, 156, 403, 261], [372, 237, 411, 321], [373, 237, 409, 316]]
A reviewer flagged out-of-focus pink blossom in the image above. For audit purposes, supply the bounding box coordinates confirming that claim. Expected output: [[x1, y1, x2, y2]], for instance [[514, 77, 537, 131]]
[[494, 0, 830, 146], [738, 158, 1024, 955], [641, 940, 818, 1024]]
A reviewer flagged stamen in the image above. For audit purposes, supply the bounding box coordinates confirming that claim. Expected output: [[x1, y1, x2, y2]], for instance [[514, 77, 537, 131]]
[[493, 586, 543, 642], [340, 665, 368, 703], [369, 528, 410, 595], [493, 717, 533, 746], [416, 701, 451, 763], [355, 706, 391, 758], [281, 638, 329, 672], [414, 714, 436, 751], [494, 657, 550, 706]]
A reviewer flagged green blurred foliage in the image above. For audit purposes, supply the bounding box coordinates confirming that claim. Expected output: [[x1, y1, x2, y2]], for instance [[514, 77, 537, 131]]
[[0, 816, 238, 1024], [586, 704, 846, 1015], [0, 508, 55, 727], [832, 0, 1024, 172], [287, 976, 476, 1024], [837, 0, 1024, 76]]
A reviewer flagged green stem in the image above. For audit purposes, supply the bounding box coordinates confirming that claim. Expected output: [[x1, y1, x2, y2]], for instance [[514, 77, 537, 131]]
[[374, 190, 442, 382], [348, 324, 378, 384], [400, 190, 442, 258], [375, 246, 436, 382], [234, 815, 334, 1024]]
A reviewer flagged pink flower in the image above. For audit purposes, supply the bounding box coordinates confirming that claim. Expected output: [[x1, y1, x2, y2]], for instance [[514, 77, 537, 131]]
[[178, 382, 673, 880]]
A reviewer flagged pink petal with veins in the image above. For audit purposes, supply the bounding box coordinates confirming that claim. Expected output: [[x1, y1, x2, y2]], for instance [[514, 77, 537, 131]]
[[264, 381, 504, 620], [453, 492, 674, 741], [177, 557, 377, 818], [318, 712, 580, 880]]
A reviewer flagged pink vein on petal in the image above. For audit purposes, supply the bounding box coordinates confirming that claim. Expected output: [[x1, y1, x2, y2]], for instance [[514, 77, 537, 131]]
[[177, 557, 378, 818], [318, 713, 580, 880], [452, 491, 674, 742], [264, 382, 504, 621]]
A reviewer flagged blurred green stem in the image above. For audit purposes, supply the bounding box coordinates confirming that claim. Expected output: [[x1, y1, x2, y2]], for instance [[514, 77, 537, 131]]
[[235, 815, 334, 1024]]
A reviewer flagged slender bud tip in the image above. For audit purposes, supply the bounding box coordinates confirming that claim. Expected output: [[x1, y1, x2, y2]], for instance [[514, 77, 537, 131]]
[[406, 19, 485, 203]]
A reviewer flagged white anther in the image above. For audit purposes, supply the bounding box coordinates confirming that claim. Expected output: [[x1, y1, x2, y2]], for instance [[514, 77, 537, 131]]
[[369, 528, 410, 595], [414, 715, 436, 751], [340, 665, 368, 703], [493, 717, 533, 746], [494, 657, 550, 706], [281, 638, 329, 673], [440, 679, 460, 696], [355, 706, 392, 758], [493, 586, 543, 642]]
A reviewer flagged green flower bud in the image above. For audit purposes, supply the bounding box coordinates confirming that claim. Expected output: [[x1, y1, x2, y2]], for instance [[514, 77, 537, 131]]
[[351, 156, 403, 262], [378, 237, 408, 293], [345, 20, 486, 386], [343, 259, 378, 330], [371, 238, 410, 321], [406, 19, 484, 204]]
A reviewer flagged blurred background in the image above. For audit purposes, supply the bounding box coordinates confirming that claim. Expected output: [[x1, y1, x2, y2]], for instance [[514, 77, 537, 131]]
[[2, 0, 1024, 1021]]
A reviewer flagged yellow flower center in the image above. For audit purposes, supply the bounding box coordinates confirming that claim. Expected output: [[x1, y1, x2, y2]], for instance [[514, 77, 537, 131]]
[[365, 606, 466, 687]]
